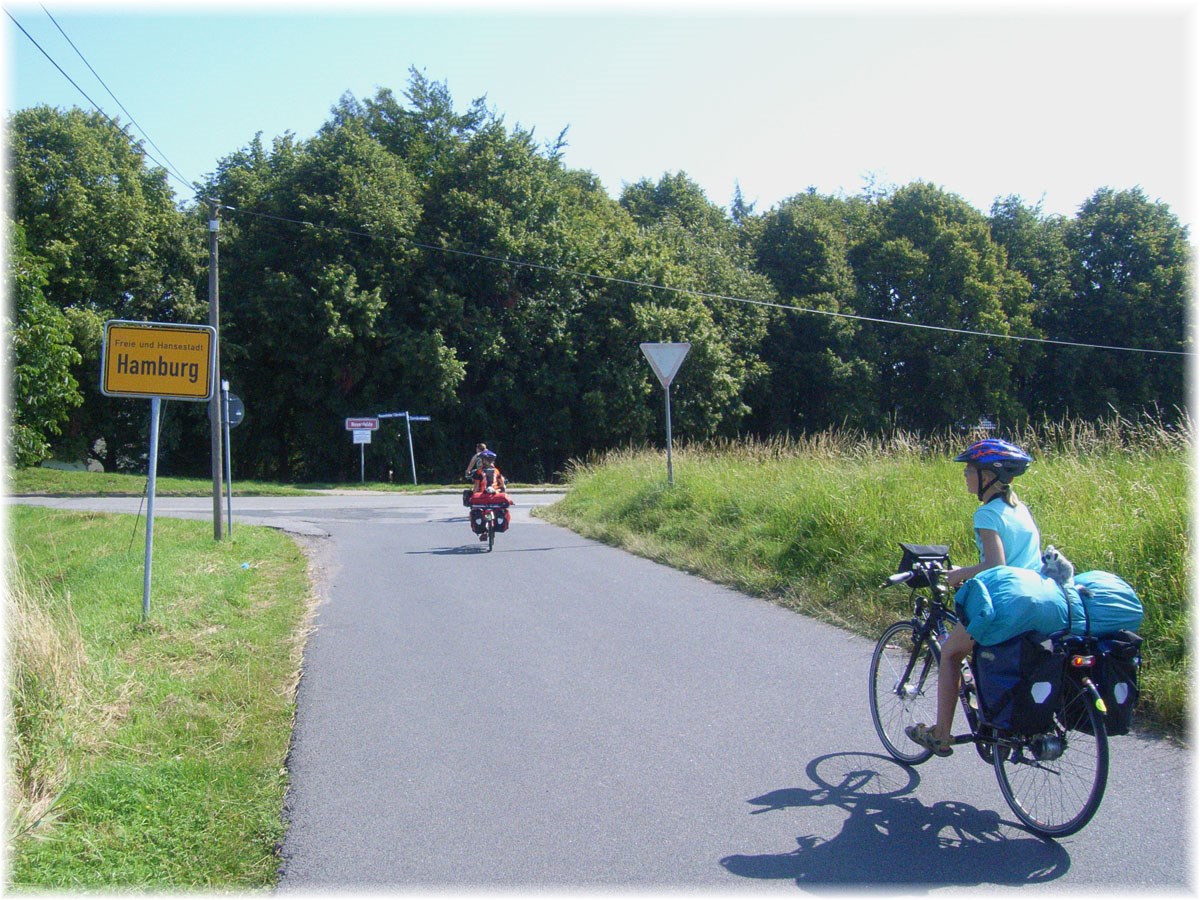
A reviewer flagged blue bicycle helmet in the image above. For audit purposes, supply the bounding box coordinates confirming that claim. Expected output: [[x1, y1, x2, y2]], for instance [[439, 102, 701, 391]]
[[480, 449, 496, 461], [954, 439, 1031, 498]]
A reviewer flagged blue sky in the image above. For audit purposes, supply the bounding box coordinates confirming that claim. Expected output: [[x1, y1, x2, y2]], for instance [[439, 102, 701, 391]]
[[4, 1, 1196, 226]]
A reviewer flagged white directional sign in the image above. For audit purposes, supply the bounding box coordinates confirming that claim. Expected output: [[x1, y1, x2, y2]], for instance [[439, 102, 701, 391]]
[[640, 342, 691, 387]]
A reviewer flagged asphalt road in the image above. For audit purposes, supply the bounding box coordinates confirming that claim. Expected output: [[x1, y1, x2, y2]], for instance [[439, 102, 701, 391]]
[[11, 491, 1192, 891]]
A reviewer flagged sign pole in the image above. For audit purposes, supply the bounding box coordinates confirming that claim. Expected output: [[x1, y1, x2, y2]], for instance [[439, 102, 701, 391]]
[[346, 418, 379, 483], [142, 397, 162, 621], [207, 206, 223, 541], [222, 380, 233, 538], [639, 342, 691, 487], [405, 412, 418, 485], [664, 386, 674, 485]]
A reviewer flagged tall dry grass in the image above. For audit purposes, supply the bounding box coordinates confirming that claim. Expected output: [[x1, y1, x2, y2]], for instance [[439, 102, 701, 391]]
[[6, 560, 90, 837]]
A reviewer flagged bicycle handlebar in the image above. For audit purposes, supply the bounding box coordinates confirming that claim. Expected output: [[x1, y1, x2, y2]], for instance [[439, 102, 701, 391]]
[[881, 558, 948, 590], [884, 571, 916, 587]]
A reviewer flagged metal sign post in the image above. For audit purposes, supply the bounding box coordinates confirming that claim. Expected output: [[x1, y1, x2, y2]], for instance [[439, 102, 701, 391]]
[[353, 429, 372, 482], [639, 342, 691, 485], [221, 381, 233, 537], [406, 414, 430, 485], [143, 397, 162, 621], [221, 382, 245, 537], [345, 418, 379, 483], [377, 411, 430, 485]]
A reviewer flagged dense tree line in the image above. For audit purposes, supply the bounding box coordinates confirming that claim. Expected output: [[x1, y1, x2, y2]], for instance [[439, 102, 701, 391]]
[[7, 72, 1192, 482]]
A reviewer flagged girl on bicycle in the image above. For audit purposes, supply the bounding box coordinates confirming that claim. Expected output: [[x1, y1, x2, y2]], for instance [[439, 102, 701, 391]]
[[906, 438, 1040, 756]]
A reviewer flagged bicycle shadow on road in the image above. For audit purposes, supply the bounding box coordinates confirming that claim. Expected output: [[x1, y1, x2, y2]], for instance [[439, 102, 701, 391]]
[[422, 544, 493, 555], [720, 752, 1070, 890]]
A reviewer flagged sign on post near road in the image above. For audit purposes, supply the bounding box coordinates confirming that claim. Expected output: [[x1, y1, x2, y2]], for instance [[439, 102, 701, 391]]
[[640, 342, 691, 485], [100, 319, 217, 622], [101, 320, 216, 401]]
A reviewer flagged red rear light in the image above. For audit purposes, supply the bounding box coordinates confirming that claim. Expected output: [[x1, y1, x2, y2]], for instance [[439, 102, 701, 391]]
[[1070, 655, 1096, 668]]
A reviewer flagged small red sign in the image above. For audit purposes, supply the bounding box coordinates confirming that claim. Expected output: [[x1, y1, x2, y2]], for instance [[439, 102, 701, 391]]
[[345, 418, 379, 430]]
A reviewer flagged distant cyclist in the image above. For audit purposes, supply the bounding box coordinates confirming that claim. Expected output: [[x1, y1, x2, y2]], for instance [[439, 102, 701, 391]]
[[907, 438, 1042, 756], [470, 449, 507, 496], [465, 443, 488, 480]]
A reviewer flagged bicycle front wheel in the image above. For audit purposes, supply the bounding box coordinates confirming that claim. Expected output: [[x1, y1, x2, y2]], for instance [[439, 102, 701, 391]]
[[994, 675, 1109, 837], [869, 621, 940, 764]]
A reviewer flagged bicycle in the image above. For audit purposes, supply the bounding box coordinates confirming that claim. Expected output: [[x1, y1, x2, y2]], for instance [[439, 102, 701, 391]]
[[471, 502, 502, 551], [867, 543, 1110, 837]]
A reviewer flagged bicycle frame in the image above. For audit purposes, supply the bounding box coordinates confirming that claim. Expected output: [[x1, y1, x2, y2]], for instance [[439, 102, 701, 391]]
[[890, 565, 997, 755]]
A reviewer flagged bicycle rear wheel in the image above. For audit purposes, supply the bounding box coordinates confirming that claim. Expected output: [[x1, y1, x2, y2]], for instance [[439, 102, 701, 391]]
[[994, 675, 1109, 837], [869, 621, 940, 764]]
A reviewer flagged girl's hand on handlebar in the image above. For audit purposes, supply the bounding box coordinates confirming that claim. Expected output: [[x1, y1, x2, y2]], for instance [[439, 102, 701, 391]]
[[946, 567, 968, 588]]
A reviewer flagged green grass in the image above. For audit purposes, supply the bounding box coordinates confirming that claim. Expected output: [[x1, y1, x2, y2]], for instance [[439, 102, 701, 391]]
[[7, 506, 313, 889], [539, 421, 1191, 735]]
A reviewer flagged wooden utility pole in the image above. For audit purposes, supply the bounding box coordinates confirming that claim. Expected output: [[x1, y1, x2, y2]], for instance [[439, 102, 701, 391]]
[[208, 203, 224, 540]]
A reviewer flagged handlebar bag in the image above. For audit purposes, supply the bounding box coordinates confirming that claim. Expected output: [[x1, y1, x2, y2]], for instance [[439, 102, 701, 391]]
[[895, 543, 950, 587], [973, 631, 1064, 735]]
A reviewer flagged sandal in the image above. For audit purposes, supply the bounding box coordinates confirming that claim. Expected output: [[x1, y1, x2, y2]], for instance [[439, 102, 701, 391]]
[[905, 723, 953, 757]]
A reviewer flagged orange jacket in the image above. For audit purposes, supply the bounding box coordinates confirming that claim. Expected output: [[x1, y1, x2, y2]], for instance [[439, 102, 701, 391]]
[[472, 464, 506, 494]]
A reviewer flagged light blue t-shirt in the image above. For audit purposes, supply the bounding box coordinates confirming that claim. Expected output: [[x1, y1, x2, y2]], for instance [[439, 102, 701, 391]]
[[973, 496, 1041, 571]]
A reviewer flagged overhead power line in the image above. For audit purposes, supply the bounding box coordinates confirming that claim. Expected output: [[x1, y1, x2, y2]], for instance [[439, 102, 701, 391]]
[[39, 4, 194, 189], [8, 8, 196, 194], [219, 203, 1192, 358]]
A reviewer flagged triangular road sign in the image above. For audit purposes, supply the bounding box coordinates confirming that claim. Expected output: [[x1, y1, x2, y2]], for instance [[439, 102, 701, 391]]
[[640, 342, 691, 388]]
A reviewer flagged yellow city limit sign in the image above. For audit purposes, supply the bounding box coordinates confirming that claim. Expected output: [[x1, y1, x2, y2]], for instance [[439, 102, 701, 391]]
[[101, 320, 217, 401]]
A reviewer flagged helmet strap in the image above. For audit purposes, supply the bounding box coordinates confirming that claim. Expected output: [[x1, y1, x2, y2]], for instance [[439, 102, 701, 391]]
[[978, 469, 1001, 503]]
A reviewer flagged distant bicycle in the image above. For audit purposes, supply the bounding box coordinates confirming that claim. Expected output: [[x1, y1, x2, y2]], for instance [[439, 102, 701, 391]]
[[464, 482, 512, 552], [867, 544, 1109, 837], [470, 500, 508, 552]]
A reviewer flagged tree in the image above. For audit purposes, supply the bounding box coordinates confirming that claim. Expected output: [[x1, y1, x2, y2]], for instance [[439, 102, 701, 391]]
[[988, 196, 1072, 418], [6, 222, 82, 466], [1045, 188, 1191, 420], [615, 173, 772, 442], [849, 183, 1035, 431], [621, 171, 730, 234], [7, 105, 203, 469], [746, 191, 873, 433], [8, 106, 202, 323], [205, 117, 456, 482]]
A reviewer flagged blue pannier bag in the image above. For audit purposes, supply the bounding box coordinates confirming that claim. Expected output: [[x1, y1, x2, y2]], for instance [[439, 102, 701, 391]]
[[973, 631, 1064, 735], [1071, 629, 1142, 736], [1074, 570, 1144, 635]]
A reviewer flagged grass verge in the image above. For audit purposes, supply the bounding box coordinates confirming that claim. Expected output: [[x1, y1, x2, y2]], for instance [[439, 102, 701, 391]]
[[6, 506, 314, 889], [539, 421, 1190, 736]]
